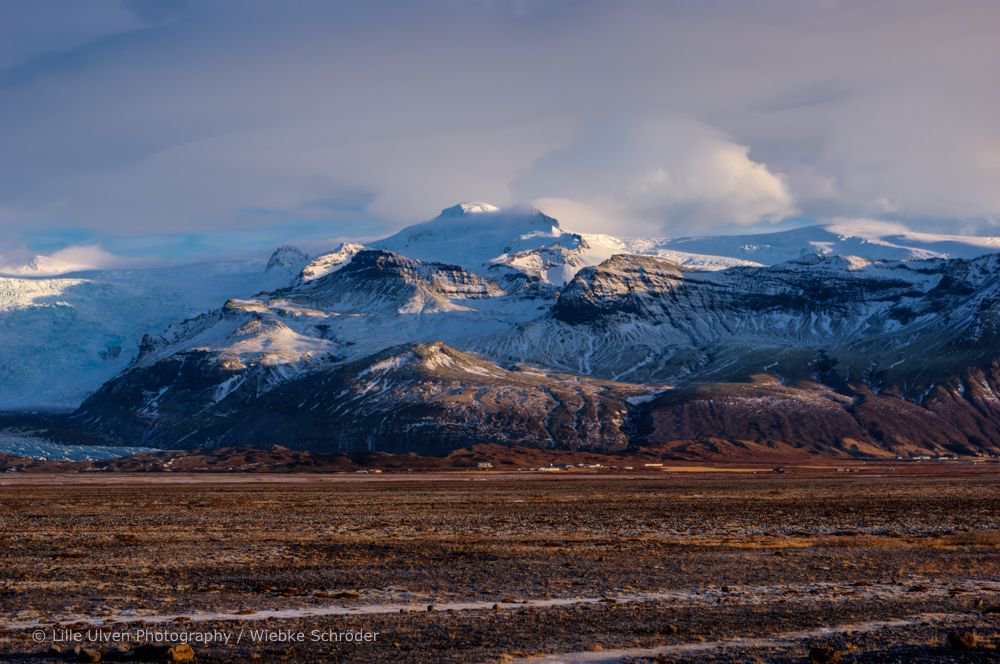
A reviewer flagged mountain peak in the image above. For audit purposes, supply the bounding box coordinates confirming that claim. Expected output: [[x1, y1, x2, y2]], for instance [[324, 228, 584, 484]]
[[436, 202, 500, 218], [265, 245, 309, 272], [299, 242, 365, 283]]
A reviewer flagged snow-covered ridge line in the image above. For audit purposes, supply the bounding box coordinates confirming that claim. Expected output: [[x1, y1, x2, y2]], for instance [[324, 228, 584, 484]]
[[301, 203, 1000, 291]]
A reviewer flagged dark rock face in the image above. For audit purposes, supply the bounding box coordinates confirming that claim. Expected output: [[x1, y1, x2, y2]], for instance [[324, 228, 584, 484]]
[[212, 343, 642, 454], [513, 253, 1000, 392], [74, 342, 645, 453], [296, 249, 504, 310], [808, 644, 842, 664], [554, 255, 686, 324], [553, 254, 917, 326], [72, 349, 255, 446], [639, 370, 1000, 457], [946, 631, 978, 651]]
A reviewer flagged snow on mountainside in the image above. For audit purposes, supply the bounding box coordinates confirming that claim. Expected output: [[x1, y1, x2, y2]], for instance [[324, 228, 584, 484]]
[[299, 242, 365, 282], [71, 234, 1000, 456], [10, 197, 1000, 433], [365, 202, 744, 286], [265, 245, 309, 272], [365, 201, 682, 287], [372, 203, 590, 285], [440, 202, 499, 216], [127, 249, 531, 382], [646, 220, 1000, 267], [307, 204, 1000, 291], [0, 248, 306, 410]]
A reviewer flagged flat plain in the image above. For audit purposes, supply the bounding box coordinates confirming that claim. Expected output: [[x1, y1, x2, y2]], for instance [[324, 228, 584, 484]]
[[1, 467, 998, 662]]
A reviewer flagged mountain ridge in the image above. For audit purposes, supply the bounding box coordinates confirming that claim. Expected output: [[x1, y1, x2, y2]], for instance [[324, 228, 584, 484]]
[[8, 202, 1000, 459]]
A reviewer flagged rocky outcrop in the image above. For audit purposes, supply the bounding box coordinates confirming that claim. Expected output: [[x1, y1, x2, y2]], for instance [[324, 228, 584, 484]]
[[265, 245, 309, 272], [553, 254, 686, 323], [298, 242, 365, 283], [74, 342, 650, 453], [640, 366, 1000, 457], [294, 249, 505, 314]]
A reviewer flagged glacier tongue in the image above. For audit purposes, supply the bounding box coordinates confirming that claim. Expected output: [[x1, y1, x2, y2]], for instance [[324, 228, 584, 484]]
[[0, 429, 158, 460], [0, 257, 302, 410]]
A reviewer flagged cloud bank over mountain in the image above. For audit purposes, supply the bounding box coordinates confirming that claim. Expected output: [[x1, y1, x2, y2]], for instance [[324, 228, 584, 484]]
[[516, 118, 797, 234], [1, 1, 999, 256]]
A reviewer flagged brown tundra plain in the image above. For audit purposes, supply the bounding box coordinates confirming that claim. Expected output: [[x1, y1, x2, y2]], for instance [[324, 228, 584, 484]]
[[1, 467, 999, 663]]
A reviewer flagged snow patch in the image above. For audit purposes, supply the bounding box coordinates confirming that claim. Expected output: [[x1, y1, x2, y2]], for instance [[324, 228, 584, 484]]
[[358, 353, 417, 378]]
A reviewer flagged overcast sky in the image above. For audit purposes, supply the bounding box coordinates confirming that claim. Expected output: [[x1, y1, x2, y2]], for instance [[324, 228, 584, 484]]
[[2, 0, 999, 263]]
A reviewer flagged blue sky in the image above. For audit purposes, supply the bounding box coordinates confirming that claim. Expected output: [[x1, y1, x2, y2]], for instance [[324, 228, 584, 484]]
[[2, 0, 1000, 265]]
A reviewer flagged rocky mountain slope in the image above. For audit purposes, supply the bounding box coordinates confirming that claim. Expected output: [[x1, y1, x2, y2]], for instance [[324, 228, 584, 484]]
[[13, 202, 1000, 458], [490, 253, 1000, 387], [76, 341, 647, 452]]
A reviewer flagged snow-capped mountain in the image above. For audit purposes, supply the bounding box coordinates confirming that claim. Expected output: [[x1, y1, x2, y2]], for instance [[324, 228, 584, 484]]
[[367, 202, 757, 289], [352, 203, 1000, 283], [12, 201, 1000, 458], [373, 202, 597, 286], [77, 249, 541, 435]]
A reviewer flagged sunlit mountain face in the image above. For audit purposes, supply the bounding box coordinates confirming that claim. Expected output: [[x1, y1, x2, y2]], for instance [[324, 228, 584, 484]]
[[2, 203, 991, 459]]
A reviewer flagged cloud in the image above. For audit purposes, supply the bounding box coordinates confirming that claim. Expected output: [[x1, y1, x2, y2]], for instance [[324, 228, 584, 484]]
[[47, 245, 130, 269], [0, 1, 140, 69], [514, 118, 796, 234], [1, 0, 1000, 255], [0, 243, 146, 276]]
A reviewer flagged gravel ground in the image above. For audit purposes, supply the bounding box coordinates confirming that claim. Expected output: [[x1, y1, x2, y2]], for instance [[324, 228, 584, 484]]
[[0, 470, 998, 662]]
